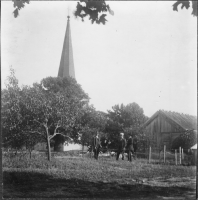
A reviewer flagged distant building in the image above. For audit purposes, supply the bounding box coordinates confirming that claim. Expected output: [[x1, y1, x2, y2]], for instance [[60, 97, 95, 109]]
[[34, 141, 88, 152], [143, 110, 197, 150], [63, 141, 88, 151]]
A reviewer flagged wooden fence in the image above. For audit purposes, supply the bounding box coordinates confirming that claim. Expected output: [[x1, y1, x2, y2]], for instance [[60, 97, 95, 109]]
[[89, 145, 195, 165], [147, 145, 195, 165]]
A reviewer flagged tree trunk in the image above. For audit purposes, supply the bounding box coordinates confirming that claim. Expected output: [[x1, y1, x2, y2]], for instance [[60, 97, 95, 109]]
[[45, 127, 51, 161]]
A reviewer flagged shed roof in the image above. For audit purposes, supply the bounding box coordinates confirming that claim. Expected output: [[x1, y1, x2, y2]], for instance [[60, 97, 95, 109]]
[[143, 110, 197, 131]]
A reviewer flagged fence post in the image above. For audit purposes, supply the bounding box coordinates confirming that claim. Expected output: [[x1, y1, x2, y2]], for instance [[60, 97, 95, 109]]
[[90, 148, 93, 159], [159, 150, 161, 164], [175, 149, 177, 165], [149, 146, 151, 163], [182, 148, 184, 160], [163, 145, 166, 163], [179, 147, 181, 165], [82, 145, 84, 157]]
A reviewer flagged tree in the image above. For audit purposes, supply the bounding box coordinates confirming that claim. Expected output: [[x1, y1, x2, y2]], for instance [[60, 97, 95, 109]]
[[1, 68, 42, 157], [2, 68, 24, 153], [41, 76, 89, 152], [105, 103, 148, 149], [171, 130, 197, 151], [77, 105, 108, 148], [2, 70, 90, 161], [19, 76, 89, 160]]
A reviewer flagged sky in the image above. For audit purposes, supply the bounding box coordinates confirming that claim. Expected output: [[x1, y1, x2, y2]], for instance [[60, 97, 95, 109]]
[[2, 1, 197, 117]]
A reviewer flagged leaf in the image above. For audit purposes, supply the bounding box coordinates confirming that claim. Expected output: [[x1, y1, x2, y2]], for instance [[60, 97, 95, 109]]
[[12, 0, 30, 18], [98, 14, 107, 25], [13, 9, 19, 18], [74, 0, 112, 25], [181, 1, 190, 9], [13, 0, 25, 9], [192, 1, 198, 16], [173, 1, 190, 12]]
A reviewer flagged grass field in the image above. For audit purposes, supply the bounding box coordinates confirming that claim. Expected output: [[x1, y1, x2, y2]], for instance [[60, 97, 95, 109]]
[[3, 152, 196, 199]]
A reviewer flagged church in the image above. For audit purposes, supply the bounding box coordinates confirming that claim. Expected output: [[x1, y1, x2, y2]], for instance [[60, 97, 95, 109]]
[[34, 15, 87, 152]]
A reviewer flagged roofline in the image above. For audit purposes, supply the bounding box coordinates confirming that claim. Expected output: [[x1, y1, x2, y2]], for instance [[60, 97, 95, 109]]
[[142, 110, 160, 128], [160, 110, 186, 131], [142, 110, 193, 131]]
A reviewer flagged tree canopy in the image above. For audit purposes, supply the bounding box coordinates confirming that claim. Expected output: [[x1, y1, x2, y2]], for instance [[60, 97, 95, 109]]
[[173, 1, 197, 17], [2, 68, 43, 154], [78, 107, 108, 146], [105, 103, 148, 149], [12, 0, 197, 21], [171, 130, 197, 151], [2, 69, 90, 160]]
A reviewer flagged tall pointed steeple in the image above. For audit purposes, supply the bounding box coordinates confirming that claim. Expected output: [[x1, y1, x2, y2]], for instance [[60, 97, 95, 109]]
[[58, 16, 75, 79]]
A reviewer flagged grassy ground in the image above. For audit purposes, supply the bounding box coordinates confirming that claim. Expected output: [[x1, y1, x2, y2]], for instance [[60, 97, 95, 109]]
[[3, 152, 196, 199]]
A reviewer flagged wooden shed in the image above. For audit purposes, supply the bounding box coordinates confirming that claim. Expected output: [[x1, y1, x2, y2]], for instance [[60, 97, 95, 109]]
[[143, 110, 197, 150]]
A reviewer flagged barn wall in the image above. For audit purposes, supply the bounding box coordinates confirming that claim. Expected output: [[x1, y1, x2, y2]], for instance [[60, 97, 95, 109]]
[[145, 113, 185, 150], [160, 114, 184, 150], [161, 117, 172, 132], [145, 116, 159, 147], [157, 115, 161, 146]]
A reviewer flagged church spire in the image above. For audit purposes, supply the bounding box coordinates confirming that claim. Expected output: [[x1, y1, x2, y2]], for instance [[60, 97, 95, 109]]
[[58, 15, 75, 79]]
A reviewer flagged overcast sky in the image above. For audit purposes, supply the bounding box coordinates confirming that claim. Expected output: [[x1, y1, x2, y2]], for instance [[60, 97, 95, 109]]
[[2, 1, 197, 117]]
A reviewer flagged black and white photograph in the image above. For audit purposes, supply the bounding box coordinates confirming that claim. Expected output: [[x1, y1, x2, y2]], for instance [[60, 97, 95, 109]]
[[1, 1, 197, 199]]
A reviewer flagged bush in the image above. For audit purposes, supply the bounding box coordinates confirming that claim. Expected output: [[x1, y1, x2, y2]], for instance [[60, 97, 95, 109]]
[[172, 131, 197, 152]]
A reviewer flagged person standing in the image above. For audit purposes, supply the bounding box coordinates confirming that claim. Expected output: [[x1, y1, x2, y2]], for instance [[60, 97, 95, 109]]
[[126, 136, 134, 162], [116, 132, 126, 161], [92, 132, 101, 160]]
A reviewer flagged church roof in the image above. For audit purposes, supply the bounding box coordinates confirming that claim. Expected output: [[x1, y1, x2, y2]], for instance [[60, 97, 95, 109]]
[[58, 16, 75, 79]]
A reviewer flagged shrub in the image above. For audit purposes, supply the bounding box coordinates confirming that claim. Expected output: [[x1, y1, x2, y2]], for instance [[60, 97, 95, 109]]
[[172, 131, 197, 152]]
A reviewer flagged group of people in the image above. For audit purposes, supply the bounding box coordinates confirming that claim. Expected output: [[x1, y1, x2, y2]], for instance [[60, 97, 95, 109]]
[[92, 132, 137, 161]]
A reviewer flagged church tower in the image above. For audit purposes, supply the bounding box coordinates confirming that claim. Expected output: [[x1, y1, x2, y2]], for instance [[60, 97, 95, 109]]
[[54, 15, 76, 152], [58, 16, 75, 79]]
